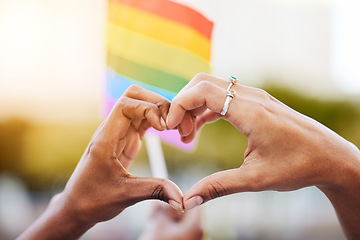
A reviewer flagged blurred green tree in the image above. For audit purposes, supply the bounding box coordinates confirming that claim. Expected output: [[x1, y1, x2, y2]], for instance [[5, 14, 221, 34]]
[[161, 86, 360, 173], [265, 86, 360, 147]]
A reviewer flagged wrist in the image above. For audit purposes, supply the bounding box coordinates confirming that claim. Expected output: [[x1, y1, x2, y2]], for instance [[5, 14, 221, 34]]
[[47, 193, 95, 238], [18, 193, 94, 240], [317, 141, 360, 193], [316, 143, 360, 240]]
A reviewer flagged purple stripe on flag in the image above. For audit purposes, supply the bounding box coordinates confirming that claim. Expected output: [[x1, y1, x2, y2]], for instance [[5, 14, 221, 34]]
[[104, 93, 117, 116], [148, 128, 197, 151]]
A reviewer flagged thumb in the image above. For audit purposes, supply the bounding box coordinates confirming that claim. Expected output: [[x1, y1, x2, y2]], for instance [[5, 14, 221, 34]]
[[183, 167, 257, 210], [129, 177, 184, 212]]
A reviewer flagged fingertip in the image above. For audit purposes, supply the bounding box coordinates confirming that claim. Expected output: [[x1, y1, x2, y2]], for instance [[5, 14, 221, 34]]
[[132, 177, 184, 207], [160, 117, 166, 130], [166, 114, 177, 130], [142, 106, 164, 131], [165, 115, 170, 129], [169, 200, 184, 213], [181, 135, 195, 144], [195, 116, 207, 131], [167, 101, 185, 129], [184, 196, 203, 211], [166, 105, 174, 128], [162, 178, 184, 205], [182, 128, 197, 143]]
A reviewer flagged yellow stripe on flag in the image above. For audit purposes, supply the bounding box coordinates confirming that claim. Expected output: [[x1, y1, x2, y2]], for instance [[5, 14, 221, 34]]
[[107, 23, 211, 80], [108, 2, 211, 61]]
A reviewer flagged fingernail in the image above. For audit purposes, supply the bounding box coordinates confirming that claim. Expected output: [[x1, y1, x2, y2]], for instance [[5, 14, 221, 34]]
[[184, 196, 203, 210], [166, 115, 170, 128], [160, 117, 166, 130], [169, 200, 184, 213]]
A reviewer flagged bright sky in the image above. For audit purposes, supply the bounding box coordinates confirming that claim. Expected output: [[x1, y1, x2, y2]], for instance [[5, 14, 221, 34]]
[[178, 0, 360, 97], [0, 0, 106, 123], [0, 0, 358, 123]]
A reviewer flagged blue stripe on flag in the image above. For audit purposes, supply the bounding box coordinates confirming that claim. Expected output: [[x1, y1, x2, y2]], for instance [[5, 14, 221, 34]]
[[106, 68, 178, 100]]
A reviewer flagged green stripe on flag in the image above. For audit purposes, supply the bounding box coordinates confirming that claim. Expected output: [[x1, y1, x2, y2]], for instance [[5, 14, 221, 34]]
[[107, 53, 189, 93]]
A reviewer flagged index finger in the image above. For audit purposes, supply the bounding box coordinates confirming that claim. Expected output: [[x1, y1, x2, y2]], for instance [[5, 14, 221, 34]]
[[167, 81, 225, 128], [102, 97, 164, 142], [177, 73, 229, 94], [167, 75, 243, 129], [101, 85, 169, 144], [124, 85, 171, 121]]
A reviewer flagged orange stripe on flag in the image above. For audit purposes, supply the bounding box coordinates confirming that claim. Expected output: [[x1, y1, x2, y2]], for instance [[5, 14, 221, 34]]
[[110, 0, 213, 40], [108, 1, 211, 60]]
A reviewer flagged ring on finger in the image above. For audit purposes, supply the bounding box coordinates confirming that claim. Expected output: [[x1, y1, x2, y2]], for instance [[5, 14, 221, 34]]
[[220, 76, 237, 116]]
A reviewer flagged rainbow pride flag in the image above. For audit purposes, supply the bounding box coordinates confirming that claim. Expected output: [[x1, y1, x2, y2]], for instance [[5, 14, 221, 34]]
[[105, 0, 213, 150]]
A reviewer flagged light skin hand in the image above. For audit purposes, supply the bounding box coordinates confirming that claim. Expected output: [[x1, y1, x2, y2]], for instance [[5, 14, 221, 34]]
[[139, 202, 204, 240], [167, 73, 360, 239], [17, 85, 184, 240]]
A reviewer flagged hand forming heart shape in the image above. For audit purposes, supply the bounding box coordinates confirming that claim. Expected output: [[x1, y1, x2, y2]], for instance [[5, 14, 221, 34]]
[[18, 73, 360, 240]]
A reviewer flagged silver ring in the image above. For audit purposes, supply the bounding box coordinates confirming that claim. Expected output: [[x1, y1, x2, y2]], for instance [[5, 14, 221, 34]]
[[220, 76, 237, 116], [226, 75, 238, 91]]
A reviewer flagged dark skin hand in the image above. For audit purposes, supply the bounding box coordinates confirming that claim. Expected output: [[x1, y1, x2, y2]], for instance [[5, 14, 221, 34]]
[[167, 73, 360, 240], [17, 85, 183, 240], [16, 78, 360, 239]]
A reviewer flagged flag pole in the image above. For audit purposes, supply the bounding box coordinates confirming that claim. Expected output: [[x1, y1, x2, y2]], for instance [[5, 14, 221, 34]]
[[144, 131, 168, 179]]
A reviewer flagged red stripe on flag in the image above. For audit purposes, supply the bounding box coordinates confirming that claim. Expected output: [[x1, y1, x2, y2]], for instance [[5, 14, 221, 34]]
[[110, 0, 213, 40]]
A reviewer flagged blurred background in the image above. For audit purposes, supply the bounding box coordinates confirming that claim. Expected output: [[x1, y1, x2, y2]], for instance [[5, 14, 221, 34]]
[[0, 0, 359, 239]]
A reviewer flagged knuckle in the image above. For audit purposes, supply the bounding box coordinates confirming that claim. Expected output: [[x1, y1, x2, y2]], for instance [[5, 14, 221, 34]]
[[86, 141, 107, 160], [125, 84, 141, 95], [247, 88, 269, 102], [143, 104, 159, 118], [194, 72, 208, 79], [150, 179, 167, 202], [156, 99, 171, 112], [87, 141, 99, 156], [193, 72, 210, 84], [117, 97, 144, 119], [254, 89, 276, 109], [142, 106, 150, 118], [115, 96, 130, 109], [197, 80, 212, 91], [255, 88, 270, 99], [249, 101, 272, 120], [206, 175, 227, 200]]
